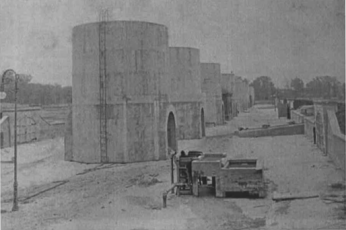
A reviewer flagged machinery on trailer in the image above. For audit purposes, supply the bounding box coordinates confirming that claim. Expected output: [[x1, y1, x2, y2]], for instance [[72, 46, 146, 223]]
[[173, 151, 203, 195], [164, 151, 266, 205], [216, 158, 266, 198]]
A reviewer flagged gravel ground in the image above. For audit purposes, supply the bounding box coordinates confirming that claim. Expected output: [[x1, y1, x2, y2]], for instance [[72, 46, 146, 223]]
[[1, 105, 345, 230]]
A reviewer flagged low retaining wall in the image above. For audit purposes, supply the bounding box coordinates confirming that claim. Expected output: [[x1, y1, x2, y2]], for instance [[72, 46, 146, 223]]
[[291, 110, 305, 124], [235, 124, 304, 138], [0, 116, 65, 149], [326, 110, 345, 174], [304, 116, 315, 141]]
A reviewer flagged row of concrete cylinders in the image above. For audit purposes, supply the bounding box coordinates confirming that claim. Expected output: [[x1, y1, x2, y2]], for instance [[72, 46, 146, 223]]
[[73, 21, 237, 101]]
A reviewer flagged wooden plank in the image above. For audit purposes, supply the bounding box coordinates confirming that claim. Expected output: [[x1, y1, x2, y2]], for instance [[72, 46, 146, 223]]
[[272, 191, 319, 201]]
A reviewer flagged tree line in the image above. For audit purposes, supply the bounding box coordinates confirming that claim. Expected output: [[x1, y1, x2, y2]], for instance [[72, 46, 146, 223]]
[[2, 74, 344, 106], [250, 76, 345, 101], [2, 75, 72, 106]]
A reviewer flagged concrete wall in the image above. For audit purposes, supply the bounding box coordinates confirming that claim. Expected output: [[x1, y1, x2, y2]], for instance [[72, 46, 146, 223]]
[[291, 101, 345, 174], [169, 47, 204, 140], [313, 100, 346, 175], [201, 63, 223, 125], [304, 116, 315, 142], [291, 110, 305, 124], [326, 110, 345, 174], [314, 101, 339, 154], [70, 21, 171, 163]]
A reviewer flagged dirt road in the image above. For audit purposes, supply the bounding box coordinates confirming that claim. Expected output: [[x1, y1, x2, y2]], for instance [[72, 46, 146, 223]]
[[1, 106, 345, 230]]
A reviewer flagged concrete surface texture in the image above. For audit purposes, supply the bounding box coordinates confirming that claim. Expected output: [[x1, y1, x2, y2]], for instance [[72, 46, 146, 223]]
[[70, 21, 172, 163], [2, 105, 345, 230], [168, 47, 204, 140], [201, 63, 223, 125]]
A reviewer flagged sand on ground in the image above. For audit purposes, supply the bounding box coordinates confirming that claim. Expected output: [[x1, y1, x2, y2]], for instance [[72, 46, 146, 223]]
[[1, 105, 345, 230]]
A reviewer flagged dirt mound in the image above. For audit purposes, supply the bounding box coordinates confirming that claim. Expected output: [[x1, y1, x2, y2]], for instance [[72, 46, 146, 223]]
[[128, 174, 162, 188]]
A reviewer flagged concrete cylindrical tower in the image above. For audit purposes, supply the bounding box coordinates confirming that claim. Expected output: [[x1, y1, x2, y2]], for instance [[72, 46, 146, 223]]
[[168, 47, 204, 139], [68, 21, 171, 163], [201, 63, 223, 125], [249, 86, 255, 107], [221, 73, 234, 120], [221, 73, 234, 94], [233, 77, 244, 112]]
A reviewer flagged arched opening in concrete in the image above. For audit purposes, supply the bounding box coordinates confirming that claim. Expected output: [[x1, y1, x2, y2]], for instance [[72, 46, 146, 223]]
[[167, 112, 177, 152], [201, 108, 205, 137], [249, 95, 253, 107]]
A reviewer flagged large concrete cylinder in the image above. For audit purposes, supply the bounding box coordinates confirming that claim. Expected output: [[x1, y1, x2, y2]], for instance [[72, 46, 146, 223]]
[[249, 86, 255, 106], [169, 47, 202, 100], [221, 73, 235, 94], [168, 47, 204, 139], [221, 73, 235, 120], [201, 63, 223, 125], [233, 76, 244, 112], [69, 21, 171, 163]]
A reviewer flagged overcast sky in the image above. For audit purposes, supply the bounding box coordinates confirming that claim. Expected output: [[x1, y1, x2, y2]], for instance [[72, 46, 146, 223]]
[[1, 0, 344, 87]]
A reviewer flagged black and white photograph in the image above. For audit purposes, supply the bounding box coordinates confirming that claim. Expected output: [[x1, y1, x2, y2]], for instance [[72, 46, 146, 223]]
[[0, 0, 345, 229]]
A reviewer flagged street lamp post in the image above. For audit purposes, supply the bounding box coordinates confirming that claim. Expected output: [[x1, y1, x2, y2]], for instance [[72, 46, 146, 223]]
[[12, 74, 19, 211], [1, 69, 19, 211]]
